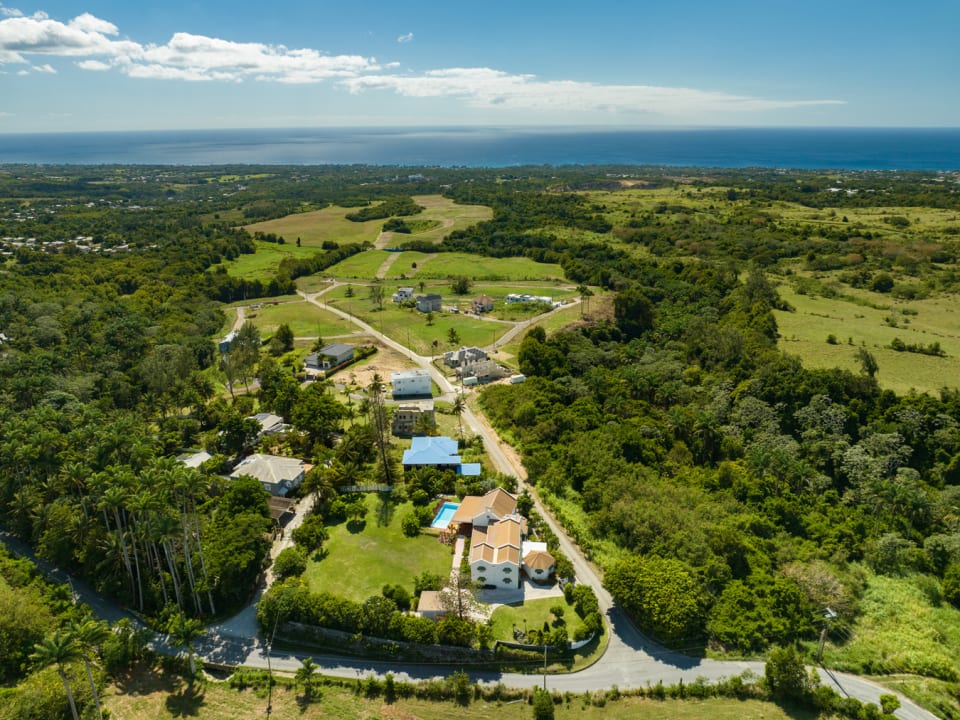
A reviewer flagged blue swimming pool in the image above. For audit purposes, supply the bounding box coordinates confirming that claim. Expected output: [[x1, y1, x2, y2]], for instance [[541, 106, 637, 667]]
[[431, 502, 460, 529]]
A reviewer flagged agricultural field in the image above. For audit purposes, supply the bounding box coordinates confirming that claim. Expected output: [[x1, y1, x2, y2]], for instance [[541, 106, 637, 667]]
[[313, 247, 388, 278], [302, 493, 453, 603], [773, 281, 960, 395]]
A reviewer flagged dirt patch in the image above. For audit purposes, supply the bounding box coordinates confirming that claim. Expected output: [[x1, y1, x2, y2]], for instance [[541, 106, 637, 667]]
[[335, 340, 419, 389]]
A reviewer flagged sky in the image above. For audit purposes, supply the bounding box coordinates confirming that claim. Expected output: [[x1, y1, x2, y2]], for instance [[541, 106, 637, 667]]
[[0, 1, 957, 133]]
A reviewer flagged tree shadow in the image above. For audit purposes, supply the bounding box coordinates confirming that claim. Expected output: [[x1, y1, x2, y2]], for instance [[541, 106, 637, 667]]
[[376, 494, 395, 527], [295, 688, 322, 713], [346, 519, 367, 533], [164, 680, 206, 717]]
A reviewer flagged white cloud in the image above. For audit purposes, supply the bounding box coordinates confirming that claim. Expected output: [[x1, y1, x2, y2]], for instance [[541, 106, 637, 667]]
[[342, 68, 843, 116], [76, 58, 110, 71], [0, 8, 844, 118]]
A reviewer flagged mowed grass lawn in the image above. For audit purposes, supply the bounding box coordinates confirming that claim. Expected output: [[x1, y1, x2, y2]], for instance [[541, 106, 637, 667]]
[[244, 300, 357, 337], [104, 665, 811, 720], [774, 283, 960, 395], [489, 596, 586, 642], [303, 493, 452, 603]]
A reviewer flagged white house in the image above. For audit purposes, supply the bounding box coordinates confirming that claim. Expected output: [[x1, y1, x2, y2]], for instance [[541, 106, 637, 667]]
[[450, 487, 517, 528], [305, 343, 354, 373], [470, 515, 523, 588], [392, 287, 415, 303], [391, 369, 432, 397], [522, 541, 556, 584]]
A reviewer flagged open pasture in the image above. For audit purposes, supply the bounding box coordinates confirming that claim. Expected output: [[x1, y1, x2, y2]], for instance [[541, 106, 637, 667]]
[[243, 300, 357, 338], [774, 282, 960, 395], [243, 204, 381, 247]]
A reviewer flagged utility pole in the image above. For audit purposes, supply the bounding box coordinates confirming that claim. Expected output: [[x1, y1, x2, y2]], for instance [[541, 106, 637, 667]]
[[265, 608, 280, 716], [816, 607, 837, 663]]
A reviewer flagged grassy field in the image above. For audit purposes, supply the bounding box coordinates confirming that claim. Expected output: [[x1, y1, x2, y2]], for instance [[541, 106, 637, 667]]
[[821, 573, 960, 682], [489, 596, 586, 642], [409, 252, 565, 281], [243, 300, 357, 338], [819, 572, 960, 718], [773, 282, 960, 395], [322, 285, 509, 355], [243, 204, 382, 247], [324, 249, 396, 279], [303, 493, 452, 603], [216, 240, 319, 280], [104, 665, 812, 720]]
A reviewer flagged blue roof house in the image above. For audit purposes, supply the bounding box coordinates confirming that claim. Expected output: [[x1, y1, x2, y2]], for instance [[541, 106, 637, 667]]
[[402, 436, 484, 476]]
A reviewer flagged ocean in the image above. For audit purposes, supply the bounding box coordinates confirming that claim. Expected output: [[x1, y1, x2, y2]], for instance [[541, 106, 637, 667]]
[[1, 127, 959, 170]]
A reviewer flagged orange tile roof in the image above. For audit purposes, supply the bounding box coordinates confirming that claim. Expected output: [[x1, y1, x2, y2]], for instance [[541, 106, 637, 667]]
[[523, 550, 555, 571], [470, 516, 522, 566]]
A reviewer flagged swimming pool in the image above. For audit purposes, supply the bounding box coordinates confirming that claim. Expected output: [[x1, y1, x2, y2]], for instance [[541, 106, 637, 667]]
[[431, 501, 460, 529]]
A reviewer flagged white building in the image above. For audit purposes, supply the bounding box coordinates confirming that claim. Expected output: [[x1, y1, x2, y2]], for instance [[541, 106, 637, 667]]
[[391, 369, 432, 397], [392, 287, 415, 303]]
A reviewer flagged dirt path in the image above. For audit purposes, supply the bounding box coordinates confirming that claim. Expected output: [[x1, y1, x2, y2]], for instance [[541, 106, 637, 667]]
[[374, 251, 401, 279], [231, 305, 245, 332]]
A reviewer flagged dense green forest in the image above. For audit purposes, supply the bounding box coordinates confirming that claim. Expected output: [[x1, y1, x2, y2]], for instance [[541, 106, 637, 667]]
[[2, 164, 960, 716]]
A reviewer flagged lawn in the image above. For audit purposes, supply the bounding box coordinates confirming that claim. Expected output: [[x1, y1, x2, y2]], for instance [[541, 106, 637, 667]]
[[243, 300, 356, 338], [489, 596, 586, 643], [104, 664, 810, 720], [303, 493, 453, 603], [325, 249, 396, 279], [773, 282, 960, 395]]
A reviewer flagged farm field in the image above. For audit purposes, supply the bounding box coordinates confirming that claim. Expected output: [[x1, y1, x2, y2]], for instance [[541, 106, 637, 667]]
[[303, 493, 453, 604], [773, 282, 960, 395]]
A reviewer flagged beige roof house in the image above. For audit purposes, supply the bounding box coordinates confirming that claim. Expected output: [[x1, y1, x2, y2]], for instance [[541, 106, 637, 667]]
[[469, 515, 523, 588], [451, 487, 517, 528], [416, 590, 445, 619]]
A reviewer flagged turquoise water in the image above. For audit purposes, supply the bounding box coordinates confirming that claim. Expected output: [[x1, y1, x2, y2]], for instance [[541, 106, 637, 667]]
[[431, 502, 460, 529]]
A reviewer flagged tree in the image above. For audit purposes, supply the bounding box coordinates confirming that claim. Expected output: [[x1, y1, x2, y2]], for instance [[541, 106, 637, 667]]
[[447, 327, 461, 347], [368, 281, 385, 311], [856, 347, 879, 379], [295, 656, 318, 699], [270, 323, 294, 355], [765, 644, 815, 701], [31, 630, 83, 720], [532, 687, 555, 720], [291, 382, 347, 448], [613, 286, 654, 339], [576, 284, 594, 316], [452, 394, 466, 438], [231, 320, 262, 390], [167, 611, 206, 678], [368, 374, 394, 485], [68, 619, 110, 720], [273, 547, 308, 579], [451, 276, 472, 295]]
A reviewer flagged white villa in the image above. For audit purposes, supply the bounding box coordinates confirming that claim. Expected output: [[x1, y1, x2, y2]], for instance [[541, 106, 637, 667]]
[[449, 488, 555, 589]]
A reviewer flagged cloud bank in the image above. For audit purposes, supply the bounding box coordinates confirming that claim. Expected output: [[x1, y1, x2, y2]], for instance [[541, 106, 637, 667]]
[[0, 7, 844, 115]]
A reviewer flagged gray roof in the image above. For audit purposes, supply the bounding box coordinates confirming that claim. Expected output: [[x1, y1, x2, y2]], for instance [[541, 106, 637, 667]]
[[319, 343, 354, 356], [230, 454, 304, 486]]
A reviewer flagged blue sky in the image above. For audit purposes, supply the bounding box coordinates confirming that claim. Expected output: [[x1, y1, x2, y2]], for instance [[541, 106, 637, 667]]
[[0, 1, 956, 132]]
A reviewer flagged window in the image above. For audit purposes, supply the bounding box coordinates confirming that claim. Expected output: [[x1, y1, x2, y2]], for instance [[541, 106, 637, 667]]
[[503, 567, 512, 573], [503, 577, 512, 584], [476, 566, 486, 572], [477, 577, 486, 583]]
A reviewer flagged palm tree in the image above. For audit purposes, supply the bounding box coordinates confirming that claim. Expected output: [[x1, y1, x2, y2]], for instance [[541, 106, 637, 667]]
[[31, 630, 83, 720], [295, 657, 319, 699], [68, 619, 110, 720], [452, 395, 466, 439], [168, 612, 206, 678]]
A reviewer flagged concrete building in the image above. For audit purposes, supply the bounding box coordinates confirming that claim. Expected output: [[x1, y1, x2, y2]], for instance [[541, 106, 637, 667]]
[[415, 293, 442, 313], [392, 287, 415, 303], [391, 400, 435, 437], [443, 346, 488, 368], [305, 343, 354, 372], [391, 369, 432, 397]]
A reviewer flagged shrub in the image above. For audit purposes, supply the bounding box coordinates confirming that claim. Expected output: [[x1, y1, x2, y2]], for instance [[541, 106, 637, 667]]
[[273, 547, 307, 580]]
